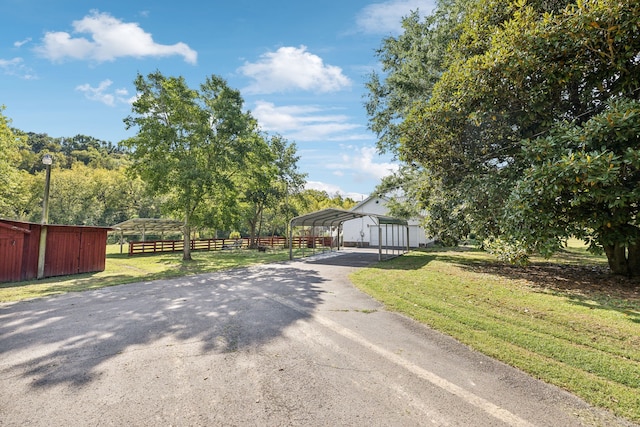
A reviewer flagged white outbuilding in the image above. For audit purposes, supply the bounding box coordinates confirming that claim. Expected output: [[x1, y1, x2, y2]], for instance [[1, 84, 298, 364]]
[[342, 195, 432, 248]]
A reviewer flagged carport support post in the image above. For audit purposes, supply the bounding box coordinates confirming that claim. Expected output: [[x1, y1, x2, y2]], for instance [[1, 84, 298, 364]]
[[378, 226, 382, 261], [406, 226, 410, 253], [385, 224, 389, 258], [391, 224, 395, 256], [288, 220, 293, 260], [311, 220, 317, 256]]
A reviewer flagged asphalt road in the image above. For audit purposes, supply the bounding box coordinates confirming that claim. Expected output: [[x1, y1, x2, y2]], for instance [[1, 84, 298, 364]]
[[0, 249, 635, 426]]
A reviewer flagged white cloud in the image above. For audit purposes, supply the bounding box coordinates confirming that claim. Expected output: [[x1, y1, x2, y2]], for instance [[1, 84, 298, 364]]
[[328, 145, 399, 181], [305, 181, 368, 201], [0, 57, 22, 68], [356, 0, 436, 34], [239, 45, 351, 94], [35, 11, 197, 64], [14, 38, 32, 48], [76, 79, 134, 106], [0, 57, 36, 79], [252, 100, 369, 142]]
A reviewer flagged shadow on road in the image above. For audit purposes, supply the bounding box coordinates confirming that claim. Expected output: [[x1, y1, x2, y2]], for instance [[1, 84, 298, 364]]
[[303, 250, 382, 268], [0, 264, 327, 389]]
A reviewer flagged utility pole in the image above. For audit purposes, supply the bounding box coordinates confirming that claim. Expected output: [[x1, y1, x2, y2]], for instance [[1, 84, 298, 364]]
[[37, 154, 52, 279]]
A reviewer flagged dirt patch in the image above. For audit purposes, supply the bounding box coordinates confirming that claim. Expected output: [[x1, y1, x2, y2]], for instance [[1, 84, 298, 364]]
[[468, 262, 640, 301]]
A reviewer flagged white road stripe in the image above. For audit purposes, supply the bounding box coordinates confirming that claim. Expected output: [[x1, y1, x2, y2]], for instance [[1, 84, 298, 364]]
[[268, 294, 536, 427]]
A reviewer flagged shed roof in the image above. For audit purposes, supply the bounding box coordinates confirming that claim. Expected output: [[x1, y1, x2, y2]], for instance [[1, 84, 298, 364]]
[[110, 218, 184, 236], [0, 218, 111, 231], [0, 220, 32, 234], [289, 208, 407, 228]]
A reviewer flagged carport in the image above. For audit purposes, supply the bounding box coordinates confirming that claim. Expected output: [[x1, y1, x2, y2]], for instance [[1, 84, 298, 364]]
[[288, 208, 409, 261], [110, 218, 184, 253]]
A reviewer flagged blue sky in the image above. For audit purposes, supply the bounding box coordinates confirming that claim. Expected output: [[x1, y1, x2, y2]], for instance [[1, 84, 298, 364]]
[[1, 0, 436, 199]]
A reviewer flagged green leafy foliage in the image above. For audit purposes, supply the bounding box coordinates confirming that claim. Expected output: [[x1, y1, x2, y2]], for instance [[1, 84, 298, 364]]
[[366, 0, 640, 276], [0, 107, 28, 217], [19, 132, 127, 173], [123, 71, 255, 260], [506, 99, 640, 274], [236, 133, 307, 245], [292, 189, 357, 213], [0, 120, 147, 225]]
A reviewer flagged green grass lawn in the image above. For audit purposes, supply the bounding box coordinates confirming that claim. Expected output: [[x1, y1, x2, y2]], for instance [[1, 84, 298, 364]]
[[350, 244, 640, 423], [0, 245, 296, 303]]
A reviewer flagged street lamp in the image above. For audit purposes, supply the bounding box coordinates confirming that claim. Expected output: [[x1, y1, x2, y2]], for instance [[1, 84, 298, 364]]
[[37, 154, 53, 279], [41, 154, 52, 224]]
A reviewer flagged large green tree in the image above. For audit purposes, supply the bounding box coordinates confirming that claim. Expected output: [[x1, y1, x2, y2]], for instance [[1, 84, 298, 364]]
[[123, 72, 254, 260], [237, 133, 306, 246], [506, 99, 640, 275], [367, 0, 640, 276], [0, 107, 28, 218]]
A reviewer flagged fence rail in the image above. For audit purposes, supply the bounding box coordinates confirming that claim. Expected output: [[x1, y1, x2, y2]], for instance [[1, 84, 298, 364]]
[[128, 236, 332, 256]]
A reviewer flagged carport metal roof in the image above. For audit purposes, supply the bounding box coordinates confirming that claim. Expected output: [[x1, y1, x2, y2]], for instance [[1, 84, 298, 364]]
[[110, 218, 184, 237], [288, 208, 408, 261], [289, 208, 407, 228]]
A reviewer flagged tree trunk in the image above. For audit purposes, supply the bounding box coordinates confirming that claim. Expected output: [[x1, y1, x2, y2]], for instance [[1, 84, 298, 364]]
[[183, 217, 192, 261], [628, 243, 640, 278], [257, 208, 264, 246], [249, 219, 257, 249], [603, 243, 628, 276]]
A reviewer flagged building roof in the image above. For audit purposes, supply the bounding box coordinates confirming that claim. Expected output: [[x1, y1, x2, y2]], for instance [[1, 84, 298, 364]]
[[350, 194, 389, 212], [0, 218, 111, 231], [110, 218, 184, 236], [289, 208, 407, 228], [0, 220, 32, 234]]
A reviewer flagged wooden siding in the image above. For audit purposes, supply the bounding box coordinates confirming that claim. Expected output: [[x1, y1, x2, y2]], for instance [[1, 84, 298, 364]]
[[20, 222, 41, 281], [0, 225, 25, 282], [0, 220, 109, 283], [79, 228, 107, 273], [44, 228, 81, 278]]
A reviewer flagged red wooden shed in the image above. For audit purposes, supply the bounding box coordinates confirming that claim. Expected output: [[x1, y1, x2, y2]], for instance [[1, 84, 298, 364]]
[[0, 219, 110, 283]]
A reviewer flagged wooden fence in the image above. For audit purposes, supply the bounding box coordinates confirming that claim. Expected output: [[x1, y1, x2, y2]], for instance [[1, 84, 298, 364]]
[[128, 236, 332, 256]]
